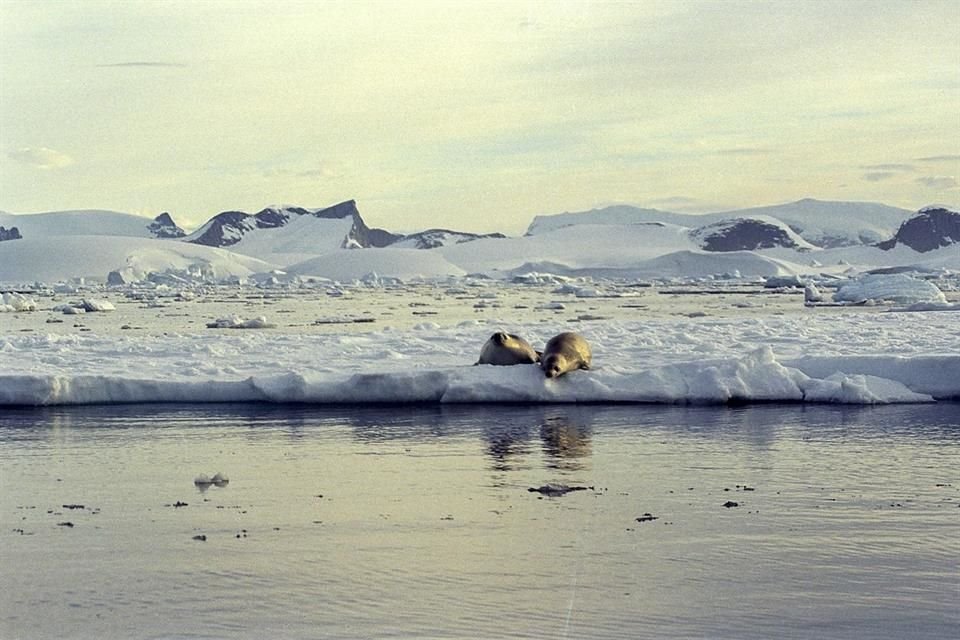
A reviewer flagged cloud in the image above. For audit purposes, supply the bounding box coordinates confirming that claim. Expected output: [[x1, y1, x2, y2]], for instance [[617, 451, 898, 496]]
[[262, 164, 341, 180], [714, 148, 774, 157], [915, 155, 960, 163], [647, 195, 701, 208], [862, 163, 914, 172], [8, 147, 75, 169], [96, 61, 187, 68], [863, 172, 898, 182], [916, 176, 958, 189]]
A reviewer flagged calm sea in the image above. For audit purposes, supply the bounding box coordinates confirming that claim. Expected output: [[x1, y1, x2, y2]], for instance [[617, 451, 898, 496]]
[[2, 403, 958, 639]]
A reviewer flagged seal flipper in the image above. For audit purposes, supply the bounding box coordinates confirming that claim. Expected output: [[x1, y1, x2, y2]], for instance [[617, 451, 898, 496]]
[[535, 351, 542, 363]]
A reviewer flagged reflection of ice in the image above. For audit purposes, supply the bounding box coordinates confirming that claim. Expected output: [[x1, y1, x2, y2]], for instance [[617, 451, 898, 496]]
[[194, 472, 229, 492], [539, 413, 593, 471]]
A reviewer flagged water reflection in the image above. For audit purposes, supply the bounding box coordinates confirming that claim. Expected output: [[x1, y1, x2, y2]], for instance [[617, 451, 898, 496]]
[[538, 408, 593, 471], [2, 401, 958, 445], [3, 401, 959, 640]]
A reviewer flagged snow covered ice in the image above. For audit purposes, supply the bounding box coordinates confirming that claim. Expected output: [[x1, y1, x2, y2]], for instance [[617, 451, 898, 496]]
[[1, 280, 957, 406]]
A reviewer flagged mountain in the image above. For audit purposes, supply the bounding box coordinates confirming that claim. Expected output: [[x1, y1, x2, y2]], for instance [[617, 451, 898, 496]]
[[0, 209, 188, 240], [389, 229, 507, 249], [0, 234, 276, 284], [185, 200, 400, 250], [148, 213, 186, 239], [690, 217, 815, 252], [3, 198, 958, 285], [526, 199, 912, 248], [876, 207, 960, 252]]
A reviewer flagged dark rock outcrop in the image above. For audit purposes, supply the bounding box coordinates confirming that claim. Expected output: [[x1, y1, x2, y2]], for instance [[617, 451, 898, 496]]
[[876, 207, 960, 252], [0, 226, 22, 241], [399, 229, 507, 249], [148, 212, 186, 239], [187, 200, 401, 249], [692, 218, 803, 252]]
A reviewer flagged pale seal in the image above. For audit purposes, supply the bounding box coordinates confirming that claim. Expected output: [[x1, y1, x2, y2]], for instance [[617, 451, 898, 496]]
[[476, 331, 540, 366], [540, 332, 592, 378]]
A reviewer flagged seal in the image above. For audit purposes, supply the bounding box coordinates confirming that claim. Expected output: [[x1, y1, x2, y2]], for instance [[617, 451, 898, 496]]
[[476, 331, 540, 366], [540, 332, 592, 378]]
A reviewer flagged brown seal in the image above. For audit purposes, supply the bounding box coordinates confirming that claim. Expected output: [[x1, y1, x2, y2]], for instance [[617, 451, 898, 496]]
[[540, 332, 592, 378], [476, 331, 540, 366]]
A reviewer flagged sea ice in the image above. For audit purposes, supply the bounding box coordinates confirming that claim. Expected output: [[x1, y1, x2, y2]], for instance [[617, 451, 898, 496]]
[[833, 274, 946, 305]]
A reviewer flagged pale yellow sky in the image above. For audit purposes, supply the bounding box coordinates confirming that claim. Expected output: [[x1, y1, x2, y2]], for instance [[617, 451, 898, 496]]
[[1, 0, 958, 233]]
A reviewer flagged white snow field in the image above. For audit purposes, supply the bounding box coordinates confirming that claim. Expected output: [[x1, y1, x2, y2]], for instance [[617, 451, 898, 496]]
[[1, 275, 957, 406]]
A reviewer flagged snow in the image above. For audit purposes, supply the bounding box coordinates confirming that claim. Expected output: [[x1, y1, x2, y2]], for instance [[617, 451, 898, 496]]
[[215, 213, 355, 264], [286, 248, 466, 281], [1, 292, 36, 312], [1, 202, 958, 408], [0, 299, 957, 406], [0, 209, 168, 239], [205, 315, 275, 329], [0, 235, 277, 284], [525, 199, 911, 247], [2, 202, 958, 286], [833, 274, 947, 305]]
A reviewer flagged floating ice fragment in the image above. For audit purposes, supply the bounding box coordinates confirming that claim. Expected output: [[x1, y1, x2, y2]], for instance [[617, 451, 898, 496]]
[[833, 274, 946, 305], [804, 284, 824, 303], [206, 315, 275, 329], [0, 292, 37, 312], [81, 299, 116, 312]]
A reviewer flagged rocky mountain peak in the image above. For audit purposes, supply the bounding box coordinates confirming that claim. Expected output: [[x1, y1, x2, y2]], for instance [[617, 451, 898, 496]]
[[876, 207, 960, 252], [185, 200, 401, 249], [148, 212, 186, 239], [691, 218, 808, 252]]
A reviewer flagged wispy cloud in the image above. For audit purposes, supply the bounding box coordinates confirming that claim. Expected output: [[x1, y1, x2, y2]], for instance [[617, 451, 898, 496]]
[[862, 163, 914, 172], [96, 61, 187, 68], [262, 164, 341, 180], [714, 148, 774, 157], [8, 146, 74, 169], [863, 172, 898, 182], [916, 176, 958, 189], [915, 155, 960, 163]]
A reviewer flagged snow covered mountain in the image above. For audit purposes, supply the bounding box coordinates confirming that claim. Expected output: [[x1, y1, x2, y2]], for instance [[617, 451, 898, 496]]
[[389, 229, 507, 249], [0, 209, 188, 240], [690, 217, 816, 252], [147, 213, 186, 239], [0, 234, 276, 284], [876, 207, 960, 252], [526, 199, 912, 248], [185, 200, 401, 252], [1, 199, 957, 285]]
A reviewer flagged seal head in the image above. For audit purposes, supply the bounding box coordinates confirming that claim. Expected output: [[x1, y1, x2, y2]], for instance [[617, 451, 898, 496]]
[[541, 332, 592, 378]]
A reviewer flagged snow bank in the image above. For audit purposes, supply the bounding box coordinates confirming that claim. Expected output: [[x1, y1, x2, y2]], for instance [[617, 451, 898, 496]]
[[1, 315, 957, 406]]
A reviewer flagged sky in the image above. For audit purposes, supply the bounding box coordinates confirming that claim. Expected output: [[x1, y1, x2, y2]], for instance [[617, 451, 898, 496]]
[[1, 0, 958, 234]]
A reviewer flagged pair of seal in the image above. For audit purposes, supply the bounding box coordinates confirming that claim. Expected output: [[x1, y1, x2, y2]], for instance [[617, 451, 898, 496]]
[[476, 331, 540, 366], [476, 330, 592, 379], [540, 332, 591, 379]]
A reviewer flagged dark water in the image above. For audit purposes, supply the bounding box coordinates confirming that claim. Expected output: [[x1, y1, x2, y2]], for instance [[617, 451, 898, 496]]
[[2, 403, 958, 639]]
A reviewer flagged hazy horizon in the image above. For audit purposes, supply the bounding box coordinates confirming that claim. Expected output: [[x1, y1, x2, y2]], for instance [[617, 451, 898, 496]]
[[2, 0, 958, 234]]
